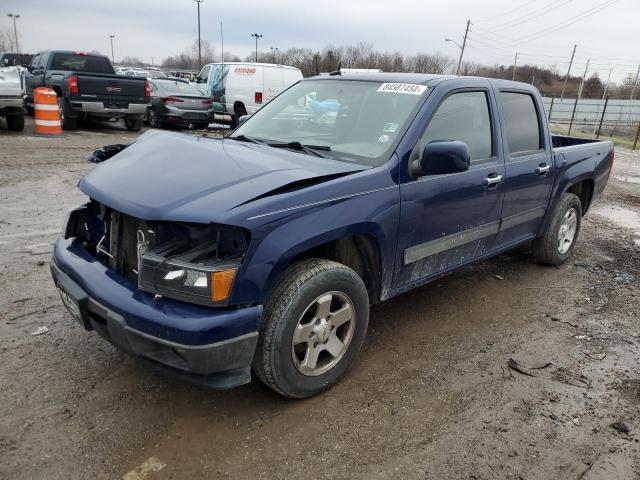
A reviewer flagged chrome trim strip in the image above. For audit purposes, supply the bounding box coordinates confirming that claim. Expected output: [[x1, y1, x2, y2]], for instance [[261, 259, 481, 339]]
[[500, 206, 546, 231], [404, 221, 500, 265]]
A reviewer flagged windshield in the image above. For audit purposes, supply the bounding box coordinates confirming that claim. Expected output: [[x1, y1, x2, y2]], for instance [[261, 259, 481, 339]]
[[153, 80, 203, 96], [231, 80, 429, 166]]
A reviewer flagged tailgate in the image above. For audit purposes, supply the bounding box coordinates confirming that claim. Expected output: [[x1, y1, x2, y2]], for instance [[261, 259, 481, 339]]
[[75, 73, 147, 102]]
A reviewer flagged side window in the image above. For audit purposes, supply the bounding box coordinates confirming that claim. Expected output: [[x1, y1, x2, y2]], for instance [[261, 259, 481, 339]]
[[500, 92, 542, 156], [30, 54, 41, 70], [199, 65, 211, 83], [39, 53, 49, 70], [419, 91, 493, 162]]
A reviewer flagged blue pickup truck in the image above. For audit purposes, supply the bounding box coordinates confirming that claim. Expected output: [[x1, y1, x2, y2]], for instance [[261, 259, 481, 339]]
[[51, 73, 614, 398]]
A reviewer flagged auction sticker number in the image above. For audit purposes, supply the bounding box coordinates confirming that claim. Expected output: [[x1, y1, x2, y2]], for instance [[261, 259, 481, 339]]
[[377, 83, 427, 95]]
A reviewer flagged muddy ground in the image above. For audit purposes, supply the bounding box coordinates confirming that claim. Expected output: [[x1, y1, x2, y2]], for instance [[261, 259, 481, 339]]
[[1, 118, 639, 480]]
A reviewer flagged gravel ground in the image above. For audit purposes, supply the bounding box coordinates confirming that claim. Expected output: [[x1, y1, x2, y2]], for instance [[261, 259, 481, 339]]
[[1, 117, 639, 479]]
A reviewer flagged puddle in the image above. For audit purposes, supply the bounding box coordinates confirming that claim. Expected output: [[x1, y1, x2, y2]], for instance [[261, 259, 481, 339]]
[[591, 205, 640, 241], [612, 174, 640, 185]]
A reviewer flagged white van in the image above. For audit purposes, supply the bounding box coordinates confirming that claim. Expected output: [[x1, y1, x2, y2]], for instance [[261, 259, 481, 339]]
[[194, 62, 302, 125]]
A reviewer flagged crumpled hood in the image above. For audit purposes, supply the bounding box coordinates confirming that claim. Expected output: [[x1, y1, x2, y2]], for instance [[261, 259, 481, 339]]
[[0, 66, 24, 96], [79, 129, 364, 222]]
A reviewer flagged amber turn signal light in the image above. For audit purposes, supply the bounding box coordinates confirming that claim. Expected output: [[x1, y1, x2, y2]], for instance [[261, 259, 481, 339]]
[[210, 269, 237, 302]]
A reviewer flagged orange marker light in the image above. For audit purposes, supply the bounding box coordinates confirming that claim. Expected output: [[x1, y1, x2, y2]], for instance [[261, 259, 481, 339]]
[[211, 269, 237, 302]]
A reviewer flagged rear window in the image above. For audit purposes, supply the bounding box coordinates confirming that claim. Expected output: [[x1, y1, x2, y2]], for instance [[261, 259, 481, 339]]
[[153, 80, 203, 96], [1, 53, 33, 67], [50, 53, 114, 74], [500, 92, 542, 155]]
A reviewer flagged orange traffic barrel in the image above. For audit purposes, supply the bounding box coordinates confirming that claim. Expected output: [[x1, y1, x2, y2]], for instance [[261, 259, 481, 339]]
[[34, 87, 62, 135]]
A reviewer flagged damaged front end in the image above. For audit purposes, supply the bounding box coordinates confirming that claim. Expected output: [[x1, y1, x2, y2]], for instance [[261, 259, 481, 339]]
[[65, 200, 249, 306]]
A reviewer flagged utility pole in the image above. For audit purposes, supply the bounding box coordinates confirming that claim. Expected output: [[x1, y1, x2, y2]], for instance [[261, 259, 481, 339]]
[[251, 33, 263, 62], [109, 35, 115, 64], [194, 0, 204, 69], [7, 13, 20, 52], [577, 59, 590, 100], [630, 64, 640, 100], [512, 52, 519, 81], [220, 21, 224, 63], [592, 67, 613, 138], [270, 47, 278, 63], [455, 20, 470, 76], [561, 44, 577, 100], [150, 56, 154, 66]]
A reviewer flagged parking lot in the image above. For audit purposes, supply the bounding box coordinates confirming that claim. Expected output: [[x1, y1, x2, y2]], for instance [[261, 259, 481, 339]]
[[1, 117, 639, 479]]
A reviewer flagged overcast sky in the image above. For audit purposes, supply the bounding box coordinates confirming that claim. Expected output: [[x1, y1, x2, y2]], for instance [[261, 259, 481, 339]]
[[3, 0, 639, 82]]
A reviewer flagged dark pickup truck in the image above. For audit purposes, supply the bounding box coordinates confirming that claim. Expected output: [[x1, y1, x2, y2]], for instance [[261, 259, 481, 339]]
[[50, 74, 614, 398], [25, 51, 149, 130]]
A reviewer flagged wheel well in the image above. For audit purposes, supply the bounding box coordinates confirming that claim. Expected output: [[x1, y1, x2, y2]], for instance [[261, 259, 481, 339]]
[[566, 179, 594, 214], [288, 235, 382, 304], [233, 101, 245, 113]]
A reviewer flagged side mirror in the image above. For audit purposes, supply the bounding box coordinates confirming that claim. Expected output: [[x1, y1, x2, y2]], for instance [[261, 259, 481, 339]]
[[411, 140, 471, 177], [237, 114, 250, 126], [194, 75, 202, 83]]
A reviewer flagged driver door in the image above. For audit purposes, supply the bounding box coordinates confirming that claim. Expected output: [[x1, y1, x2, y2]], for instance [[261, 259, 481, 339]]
[[394, 85, 506, 288]]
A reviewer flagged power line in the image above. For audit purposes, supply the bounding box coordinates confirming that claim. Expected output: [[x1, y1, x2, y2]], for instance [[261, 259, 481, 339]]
[[487, 0, 574, 32], [476, 0, 538, 23], [471, 0, 619, 49], [500, 0, 621, 47]]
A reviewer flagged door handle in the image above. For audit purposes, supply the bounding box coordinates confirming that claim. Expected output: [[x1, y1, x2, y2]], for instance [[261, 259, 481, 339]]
[[483, 174, 504, 187], [536, 164, 551, 175]]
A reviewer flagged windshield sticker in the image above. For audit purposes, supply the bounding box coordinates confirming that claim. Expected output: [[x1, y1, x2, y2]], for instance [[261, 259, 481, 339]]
[[377, 83, 427, 95], [383, 122, 399, 133], [378, 134, 390, 143]]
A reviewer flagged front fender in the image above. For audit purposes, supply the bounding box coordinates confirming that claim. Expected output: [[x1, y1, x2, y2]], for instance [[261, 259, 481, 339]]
[[230, 185, 400, 305]]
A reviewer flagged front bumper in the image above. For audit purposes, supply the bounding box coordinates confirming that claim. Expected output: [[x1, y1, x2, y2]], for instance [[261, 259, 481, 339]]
[[69, 101, 148, 116], [51, 237, 262, 388]]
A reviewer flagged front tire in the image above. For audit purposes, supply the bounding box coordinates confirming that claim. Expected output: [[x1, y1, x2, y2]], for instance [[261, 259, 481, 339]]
[[253, 259, 369, 398], [533, 193, 582, 266]]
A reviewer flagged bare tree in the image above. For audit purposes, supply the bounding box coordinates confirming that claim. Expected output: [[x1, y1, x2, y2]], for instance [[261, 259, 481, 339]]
[[0, 26, 16, 52]]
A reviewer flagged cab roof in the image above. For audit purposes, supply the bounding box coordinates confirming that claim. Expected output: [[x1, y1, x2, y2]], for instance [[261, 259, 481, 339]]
[[304, 72, 538, 90]]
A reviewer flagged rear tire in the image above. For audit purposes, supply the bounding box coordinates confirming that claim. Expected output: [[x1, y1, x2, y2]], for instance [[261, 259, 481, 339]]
[[57, 97, 77, 130], [253, 259, 369, 398], [124, 116, 143, 132], [6, 114, 25, 131], [533, 193, 582, 266], [231, 104, 247, 128]]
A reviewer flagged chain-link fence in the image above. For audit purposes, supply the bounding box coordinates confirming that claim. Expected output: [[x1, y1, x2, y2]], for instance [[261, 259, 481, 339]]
[[542, 97, 640, 149]]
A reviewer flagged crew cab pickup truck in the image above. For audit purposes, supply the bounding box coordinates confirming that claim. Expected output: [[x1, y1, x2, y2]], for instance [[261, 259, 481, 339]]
[[25, 51, 149, 131], [50, 74, 614, 398]]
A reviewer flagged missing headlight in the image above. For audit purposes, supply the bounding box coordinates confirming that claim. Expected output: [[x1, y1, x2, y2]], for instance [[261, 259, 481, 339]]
[[137, 223, 248, 306]]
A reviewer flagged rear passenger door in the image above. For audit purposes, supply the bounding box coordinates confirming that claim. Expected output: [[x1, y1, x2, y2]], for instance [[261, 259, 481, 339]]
[[394, 83, 506, 287], [493, 90, 554, 247]]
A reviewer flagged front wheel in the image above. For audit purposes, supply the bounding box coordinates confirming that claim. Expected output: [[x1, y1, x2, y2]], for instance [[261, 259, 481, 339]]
[[533, 192, 582, 266], [253, 259, 369, 398], [148, 109, 163, 129]]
